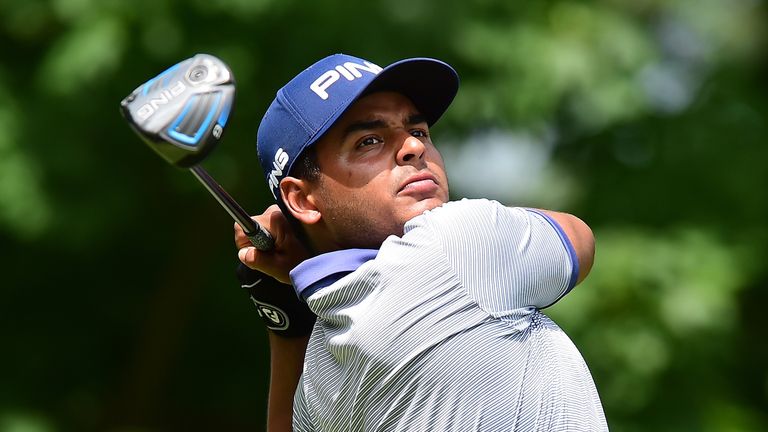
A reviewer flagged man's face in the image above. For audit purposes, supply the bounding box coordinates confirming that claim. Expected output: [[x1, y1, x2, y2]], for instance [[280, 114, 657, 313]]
[[308, 91, 450, 250]]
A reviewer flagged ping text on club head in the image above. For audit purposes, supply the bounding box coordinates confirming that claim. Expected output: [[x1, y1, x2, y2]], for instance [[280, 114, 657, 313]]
[[136, 80, 187, 121]]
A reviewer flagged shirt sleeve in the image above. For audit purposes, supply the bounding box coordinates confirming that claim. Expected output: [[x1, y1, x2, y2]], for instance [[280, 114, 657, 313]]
[[413, 199, 578, 316]]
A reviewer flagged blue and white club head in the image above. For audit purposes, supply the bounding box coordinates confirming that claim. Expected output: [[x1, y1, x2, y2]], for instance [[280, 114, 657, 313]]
[[120, 54, 235, 168]]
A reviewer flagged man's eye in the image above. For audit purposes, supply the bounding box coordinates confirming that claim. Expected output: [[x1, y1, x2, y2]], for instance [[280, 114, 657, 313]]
[[411, 129, 428, 138], [357, 136, 382, 148]]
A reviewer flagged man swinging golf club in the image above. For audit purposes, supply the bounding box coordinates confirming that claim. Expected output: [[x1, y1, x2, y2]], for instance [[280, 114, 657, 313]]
[[236, 53, 608, 431]]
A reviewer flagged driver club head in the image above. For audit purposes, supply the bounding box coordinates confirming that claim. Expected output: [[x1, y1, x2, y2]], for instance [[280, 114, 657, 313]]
[[120, 53, 235, 168]]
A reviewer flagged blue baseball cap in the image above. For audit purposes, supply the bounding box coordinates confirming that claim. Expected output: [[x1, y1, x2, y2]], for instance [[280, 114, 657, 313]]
[[256, 53, 459, 204]]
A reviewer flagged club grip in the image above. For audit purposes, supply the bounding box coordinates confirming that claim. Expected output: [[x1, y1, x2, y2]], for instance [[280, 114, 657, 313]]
[[244, 221, 275, 251]]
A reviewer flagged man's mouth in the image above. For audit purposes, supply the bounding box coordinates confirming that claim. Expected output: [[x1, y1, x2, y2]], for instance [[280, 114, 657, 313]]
[[399, 172, 439, 195]]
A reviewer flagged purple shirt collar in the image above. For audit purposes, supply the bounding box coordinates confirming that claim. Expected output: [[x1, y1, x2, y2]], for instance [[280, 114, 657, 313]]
[[290, 248, 379, 301]]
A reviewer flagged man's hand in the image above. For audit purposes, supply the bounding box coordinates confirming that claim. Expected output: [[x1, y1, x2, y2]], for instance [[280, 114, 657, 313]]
[[235, 205, 310, 283]]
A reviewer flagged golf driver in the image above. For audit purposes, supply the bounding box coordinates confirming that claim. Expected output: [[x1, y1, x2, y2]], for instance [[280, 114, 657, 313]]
[[120, 53, 274, 250]]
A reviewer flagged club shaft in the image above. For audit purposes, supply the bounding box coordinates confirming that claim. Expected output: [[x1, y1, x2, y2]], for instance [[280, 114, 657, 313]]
[[189, 165, 274, 251]]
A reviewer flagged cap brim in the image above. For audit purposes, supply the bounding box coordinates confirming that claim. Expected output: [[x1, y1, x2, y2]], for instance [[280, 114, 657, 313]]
[[360, 58, 459, 126]]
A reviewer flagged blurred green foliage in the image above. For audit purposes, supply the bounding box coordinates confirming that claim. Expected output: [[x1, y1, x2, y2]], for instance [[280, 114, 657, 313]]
[[0, 0, 765, 430]]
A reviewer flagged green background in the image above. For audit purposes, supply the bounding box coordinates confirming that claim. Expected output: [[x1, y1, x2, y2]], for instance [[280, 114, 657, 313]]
[[1, 0, 766, 430]]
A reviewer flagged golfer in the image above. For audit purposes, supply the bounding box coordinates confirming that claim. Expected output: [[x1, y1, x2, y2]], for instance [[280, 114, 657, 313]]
[[235, 53, 608, 431]]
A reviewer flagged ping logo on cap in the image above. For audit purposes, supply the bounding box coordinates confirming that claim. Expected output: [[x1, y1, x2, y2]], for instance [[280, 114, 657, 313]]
[[310, 61, 383, 100], [268, 148, 290, 197]]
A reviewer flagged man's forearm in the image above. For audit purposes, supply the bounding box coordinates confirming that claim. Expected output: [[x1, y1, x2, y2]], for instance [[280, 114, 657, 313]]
[[266, 332, 310, 432]]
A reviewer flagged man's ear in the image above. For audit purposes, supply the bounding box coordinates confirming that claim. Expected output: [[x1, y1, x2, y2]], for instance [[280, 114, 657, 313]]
[[280, 177, 321, 225]]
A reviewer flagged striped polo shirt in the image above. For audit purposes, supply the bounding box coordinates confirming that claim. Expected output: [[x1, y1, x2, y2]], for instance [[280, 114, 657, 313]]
[[289, 199, 607, 431]]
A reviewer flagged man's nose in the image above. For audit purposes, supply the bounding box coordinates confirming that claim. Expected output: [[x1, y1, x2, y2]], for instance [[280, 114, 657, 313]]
[[396, 135, 426, 165]]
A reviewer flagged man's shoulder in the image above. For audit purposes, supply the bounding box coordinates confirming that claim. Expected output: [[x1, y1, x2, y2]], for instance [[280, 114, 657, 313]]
[[440, 197, 498, 210], [409, 198, 508, 226]]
